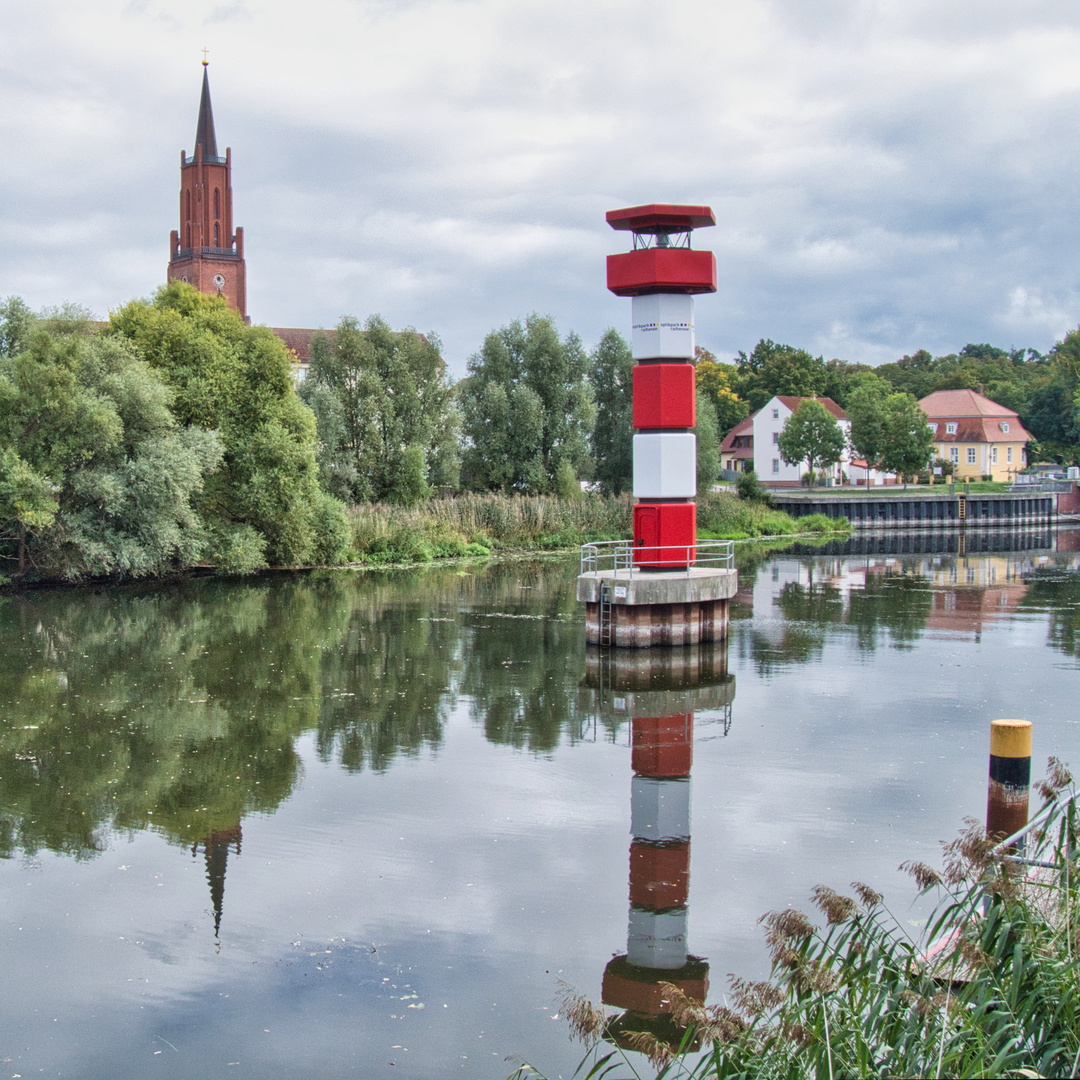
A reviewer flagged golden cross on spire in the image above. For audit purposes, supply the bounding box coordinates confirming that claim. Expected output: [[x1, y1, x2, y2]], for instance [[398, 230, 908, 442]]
[[202, 47, 210, 66]]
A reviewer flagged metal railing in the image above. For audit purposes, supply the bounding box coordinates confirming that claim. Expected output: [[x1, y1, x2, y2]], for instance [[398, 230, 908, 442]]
[[173, 246, 240, 260], [580, 538, 735, 577]]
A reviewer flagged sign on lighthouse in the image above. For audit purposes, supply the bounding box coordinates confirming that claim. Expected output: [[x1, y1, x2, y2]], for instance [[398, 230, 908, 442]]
[[606, 204, 717, 570]]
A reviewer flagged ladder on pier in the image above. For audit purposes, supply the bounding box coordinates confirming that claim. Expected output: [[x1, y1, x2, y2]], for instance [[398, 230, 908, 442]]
[[599, 581, 614, 647]]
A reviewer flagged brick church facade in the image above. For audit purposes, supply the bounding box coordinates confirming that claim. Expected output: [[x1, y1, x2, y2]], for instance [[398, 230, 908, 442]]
[[168, 64, 320, 373]]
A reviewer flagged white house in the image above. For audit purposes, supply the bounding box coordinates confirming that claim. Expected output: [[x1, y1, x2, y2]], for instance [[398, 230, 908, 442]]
[[748, 395, 895, 487]]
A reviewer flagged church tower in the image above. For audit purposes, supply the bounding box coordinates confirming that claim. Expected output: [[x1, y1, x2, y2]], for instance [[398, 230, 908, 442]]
[[168, 61, 247, 319]]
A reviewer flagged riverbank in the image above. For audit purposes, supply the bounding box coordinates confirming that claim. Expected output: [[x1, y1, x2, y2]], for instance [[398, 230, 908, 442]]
[[0, 492, 848, 589], [343, 491, 849, 566]]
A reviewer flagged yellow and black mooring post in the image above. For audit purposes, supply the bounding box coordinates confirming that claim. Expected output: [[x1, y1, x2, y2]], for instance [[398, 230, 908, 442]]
[[986, 719, 1032, 844]]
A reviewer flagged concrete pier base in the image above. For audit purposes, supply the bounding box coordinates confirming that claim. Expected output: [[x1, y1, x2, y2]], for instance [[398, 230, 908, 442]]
[[577, 568, 738, 648]]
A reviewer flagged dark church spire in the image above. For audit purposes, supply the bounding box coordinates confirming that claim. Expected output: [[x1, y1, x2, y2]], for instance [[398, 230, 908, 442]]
[[194, 61, 218, 159]]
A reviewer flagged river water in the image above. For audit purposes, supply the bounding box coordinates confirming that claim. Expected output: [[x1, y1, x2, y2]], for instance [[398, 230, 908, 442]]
[[2, 531, 1079, 1079]]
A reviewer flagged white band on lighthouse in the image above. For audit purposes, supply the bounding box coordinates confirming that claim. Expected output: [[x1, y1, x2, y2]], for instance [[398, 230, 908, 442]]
[[630, 777, 691, 841], [631, 293, 695, 361], [627, 908, 690, 970], [633, 433, 697, 499]]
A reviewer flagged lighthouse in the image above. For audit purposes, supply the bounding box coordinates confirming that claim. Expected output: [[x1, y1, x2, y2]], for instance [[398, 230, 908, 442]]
[[582, 642, 735, 1053], [578, 204, 737, 647]]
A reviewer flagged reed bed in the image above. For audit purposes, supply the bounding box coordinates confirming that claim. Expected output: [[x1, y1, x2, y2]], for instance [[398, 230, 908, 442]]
[[343, 492, 847, 565], [344, 492, 633, 564]]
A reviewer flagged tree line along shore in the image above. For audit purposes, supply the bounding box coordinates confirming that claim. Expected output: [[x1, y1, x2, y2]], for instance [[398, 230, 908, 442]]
[[4, 283, 1077, 584]]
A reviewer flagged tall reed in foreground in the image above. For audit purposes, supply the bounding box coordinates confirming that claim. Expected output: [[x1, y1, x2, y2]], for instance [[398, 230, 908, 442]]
[[510, 760, 1079, 1080]]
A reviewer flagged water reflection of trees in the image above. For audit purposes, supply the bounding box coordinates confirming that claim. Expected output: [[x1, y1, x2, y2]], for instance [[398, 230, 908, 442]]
[[1019, 567, 1080, 659], [0, 577, 352, 859], [745, 567, 934, 674], [0, 558, 590, 860], [456, 565, 590, 753]]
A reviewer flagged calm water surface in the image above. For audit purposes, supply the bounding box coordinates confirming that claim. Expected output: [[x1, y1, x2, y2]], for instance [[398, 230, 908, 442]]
[[3, 533, 1080, 1078]]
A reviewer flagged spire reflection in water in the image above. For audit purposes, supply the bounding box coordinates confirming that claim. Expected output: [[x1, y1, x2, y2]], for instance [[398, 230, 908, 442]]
[[581, 641, 734, 1054]]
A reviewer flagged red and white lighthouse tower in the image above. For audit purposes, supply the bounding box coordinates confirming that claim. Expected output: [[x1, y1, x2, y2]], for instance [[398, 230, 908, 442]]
[[607, 205, 717, 569], [577, 204, 734, 647]]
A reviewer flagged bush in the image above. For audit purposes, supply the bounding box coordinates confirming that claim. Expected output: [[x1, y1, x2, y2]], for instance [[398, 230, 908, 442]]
[[797, 512, 849, 534], [735, 468, 771, 504]]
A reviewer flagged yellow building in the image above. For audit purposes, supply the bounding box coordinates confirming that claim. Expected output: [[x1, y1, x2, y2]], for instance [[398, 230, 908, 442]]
[[919, 389, 1031, 482]]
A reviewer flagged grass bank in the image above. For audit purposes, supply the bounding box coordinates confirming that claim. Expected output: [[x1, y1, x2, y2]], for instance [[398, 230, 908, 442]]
[[343, 493, 849, 565], [514, 761, 1080, 1080]]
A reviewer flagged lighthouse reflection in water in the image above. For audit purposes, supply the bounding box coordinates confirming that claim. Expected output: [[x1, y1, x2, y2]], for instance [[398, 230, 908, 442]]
[[583, 642, 734, 1053]]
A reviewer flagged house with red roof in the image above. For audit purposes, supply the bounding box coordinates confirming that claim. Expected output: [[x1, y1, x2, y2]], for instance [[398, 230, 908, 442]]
[[720, 394, 886, 487], [919, 389, 1031, 482]]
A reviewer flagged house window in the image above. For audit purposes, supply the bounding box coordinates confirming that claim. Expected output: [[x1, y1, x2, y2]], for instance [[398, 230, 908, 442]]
[[1007, 447, 1013, 463], [950, 447, 959, 463], [772, 458, 780, 473], [967, 447, 976, 465], [928, 423, 938, 433], [772, 409, 779, 419], [992, 447, 998, 464], [946, 422, 958, 434], [1000, 422, 1010, 433], [772, 431, 779, 444]]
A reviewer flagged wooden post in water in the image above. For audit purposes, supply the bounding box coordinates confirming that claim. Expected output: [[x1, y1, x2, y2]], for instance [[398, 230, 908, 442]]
[[986, 719, 1032, 843]]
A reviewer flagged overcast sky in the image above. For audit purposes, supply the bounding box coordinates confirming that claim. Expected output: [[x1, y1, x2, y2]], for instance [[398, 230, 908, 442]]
[[4, 0, 1080, 375]]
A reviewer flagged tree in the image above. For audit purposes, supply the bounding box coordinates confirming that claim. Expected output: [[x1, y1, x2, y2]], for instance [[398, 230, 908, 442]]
[[0, 296, 34, 359], [735, 339, 828, 412], [0, 307, 225, 580], [845, 375, 892, 484], [776, 400, 846, 487], [695, 347, 749, 436], [695, 389, 721, 490], [587, 329, 634, 494], [878, 393, 935, 486], [460, 314, 595, 493], [300, 314, 459, 505], [110, 282, 348, 570]]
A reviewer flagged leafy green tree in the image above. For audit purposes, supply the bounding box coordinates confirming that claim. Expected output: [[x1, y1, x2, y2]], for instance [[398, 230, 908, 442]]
[[300, 314, 459, 505], [695, 389, 720, 490], [695, 348, 749, 436], [587, 329, 634, 495], [777, 399, 846, 487], [845, 375, 891, 482], [460, 314, 595, 493], [878, 393, 935, 486], [735, 339, 828, 412], [0, 296, 34, 358], [109, 282, 347, 569], [0, 448, 58, 575], [0, 310, 224, 580]]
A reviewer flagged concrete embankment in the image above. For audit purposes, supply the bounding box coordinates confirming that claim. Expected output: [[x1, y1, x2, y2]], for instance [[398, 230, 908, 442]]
[[772, 489, 1057, 529]]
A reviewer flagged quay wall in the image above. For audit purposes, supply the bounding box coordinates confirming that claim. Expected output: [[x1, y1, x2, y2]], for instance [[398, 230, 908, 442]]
[[771, 491, 1057, 529]]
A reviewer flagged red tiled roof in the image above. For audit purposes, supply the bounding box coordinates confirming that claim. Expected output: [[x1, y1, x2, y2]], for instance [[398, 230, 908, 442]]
[[269, 327, 329, 364], [919, 388, 1015, 418], [775, 395, 847, 419], [720, 415, 754, 452], [927, 417, 1033, 444]]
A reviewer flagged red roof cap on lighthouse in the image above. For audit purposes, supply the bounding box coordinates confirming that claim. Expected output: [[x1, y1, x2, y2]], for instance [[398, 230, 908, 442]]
[[607, 204, 715, 234]]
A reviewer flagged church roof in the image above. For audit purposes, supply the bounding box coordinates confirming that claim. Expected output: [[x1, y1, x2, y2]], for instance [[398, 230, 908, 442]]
[[194, 64, 219, 159]]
